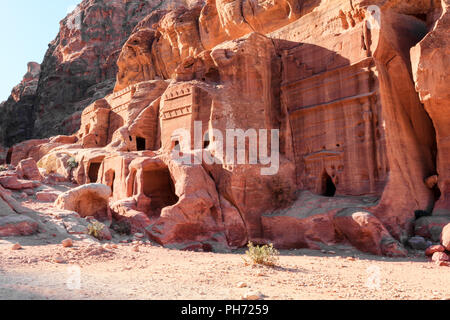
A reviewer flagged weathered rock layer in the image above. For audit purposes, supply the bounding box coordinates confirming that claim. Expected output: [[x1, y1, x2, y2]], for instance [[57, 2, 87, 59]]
[[1, 0, 449, 255]]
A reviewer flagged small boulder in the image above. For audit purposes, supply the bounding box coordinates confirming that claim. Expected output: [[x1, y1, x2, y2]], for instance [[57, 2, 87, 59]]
[[237, 282, 248, 288], [333, 208, 407, 256], [55, 184, 112, 219], [11, 243, 22, 250], [425, 245, 445, 256], [431, 252, 449, 263], [16, 158, 43, 181], [62, 238, 73, 248], [407, 236, 432, 250], [242, 291, 263, 300], [54, 256, 66, 264], [0, 175, 34, 190], [441, 223, 450, 251]]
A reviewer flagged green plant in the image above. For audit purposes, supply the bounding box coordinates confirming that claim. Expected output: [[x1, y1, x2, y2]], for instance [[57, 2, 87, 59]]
[[244, 242, 280, 267], [67, 157, 78, 169], [0, 165, 8, 172], [87, 221, 106, 240]]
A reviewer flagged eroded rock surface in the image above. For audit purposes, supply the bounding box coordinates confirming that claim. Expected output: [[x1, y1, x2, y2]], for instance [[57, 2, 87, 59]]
[[1, 0, 449, 256], [55, 184, 112, 220]]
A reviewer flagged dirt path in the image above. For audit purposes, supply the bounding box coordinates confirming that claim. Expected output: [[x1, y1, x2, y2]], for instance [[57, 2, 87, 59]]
[[0, 238, 448, 300]]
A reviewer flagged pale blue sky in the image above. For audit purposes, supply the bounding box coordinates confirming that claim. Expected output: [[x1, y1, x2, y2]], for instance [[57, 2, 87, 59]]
[[0, 0, 81, 102]]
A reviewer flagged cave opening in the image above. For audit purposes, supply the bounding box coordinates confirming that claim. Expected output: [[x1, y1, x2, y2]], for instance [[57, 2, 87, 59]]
[[172, 139, 181, 154], [322, 172, 336, 197], [143, 168, 178, 216], [136, 137, 146, 151], [105, 170, 116, 194], [434, 185, 442, 202], [88, 162, 102, 183], [411, 13, 427, 23]]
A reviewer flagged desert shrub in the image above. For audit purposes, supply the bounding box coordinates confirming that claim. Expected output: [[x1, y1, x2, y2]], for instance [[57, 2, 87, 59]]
[[87, 221, 106, 240], [111, 220, 131, 235], [0, 165, 8, 172], [245, 242, 279, 267], [67, 157, 78, 169]]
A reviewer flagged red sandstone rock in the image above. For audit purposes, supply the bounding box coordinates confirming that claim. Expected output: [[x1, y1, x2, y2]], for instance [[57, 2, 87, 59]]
[[16, 158, 43, 181], [220, 196, 248, 248], [50, 135, 78, 145], [0, 196, 16, 218], [0, 185, 36, 215], [333, 208, 407, 257], [411, 0, 450, 217], [0, 0, 180, 144], [432, 252, 450, 263], [55, 184, 112, 220], [441, 223, 450, 251], [0, 0, 448, 256], [11, 62, 40, 102], [0, 215, 39, 237], [139, 155, 226, 246], [61, 238, 73, 248], [425, 245, 445, 257], [0, 175, 34, 190], [8, 139, 50, 166], [36, 191, 61, 203], [11, 243, 22, 250]]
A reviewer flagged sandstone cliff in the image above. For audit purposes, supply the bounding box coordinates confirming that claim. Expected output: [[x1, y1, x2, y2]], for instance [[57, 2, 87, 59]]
[[1, 0, 449, 255], [0, 0, 197, 147]]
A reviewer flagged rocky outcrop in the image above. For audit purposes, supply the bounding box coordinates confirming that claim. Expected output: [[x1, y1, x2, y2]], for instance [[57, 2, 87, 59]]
[[0, 215, 39, 237], [0, 63, 40, 147], [16, 158, 43, 182], [0, 0, 195, 147], [334, 209, 407, 257], [11, 62, 41, 102], [0, 185, 40, 237], [2, 0, 449, 256], [55, 183, 112, 220], [411, 0, 450, 217]]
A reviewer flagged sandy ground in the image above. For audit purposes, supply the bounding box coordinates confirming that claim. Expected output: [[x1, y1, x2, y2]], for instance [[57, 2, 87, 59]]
[[1, 185, 449, 300], [0, 237, 449, 300]]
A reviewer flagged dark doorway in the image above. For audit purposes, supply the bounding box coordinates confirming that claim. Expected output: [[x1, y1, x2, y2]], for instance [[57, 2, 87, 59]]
[[105, 170, 116, 194], [88, 162, 102, 183], [136, 137, 146, 151], [322, 172, 336, 197], [6, 148, 12, 164], [203, 132, 210, 149], [111, 172, 115, 194], [173, 140, 180, 151], [143, 168, 179, 216]]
